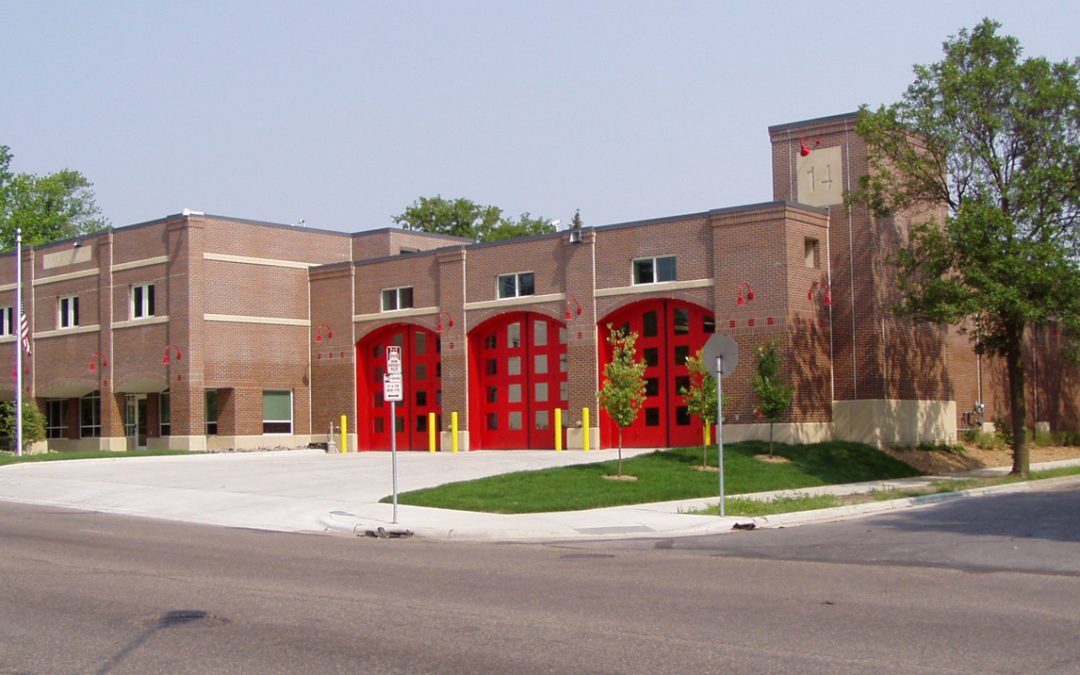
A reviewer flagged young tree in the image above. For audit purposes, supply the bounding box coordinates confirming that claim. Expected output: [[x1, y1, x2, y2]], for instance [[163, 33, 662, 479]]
[[752, 339, 793, 458], [679, 349, 730, 467], [0, 401, 46, 453], [597, 326, 646, 476], [392, 195, 556, 242], [850, 19, 1080, 477], [1, 145, 109, 251]]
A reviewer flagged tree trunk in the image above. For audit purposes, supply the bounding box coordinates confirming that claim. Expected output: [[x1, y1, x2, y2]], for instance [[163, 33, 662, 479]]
[[1006, 324, 1030, 477], [617, 426, 624, 476]]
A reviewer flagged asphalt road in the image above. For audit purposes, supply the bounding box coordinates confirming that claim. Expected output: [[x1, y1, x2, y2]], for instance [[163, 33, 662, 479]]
[[3, 482, 1080, 674]]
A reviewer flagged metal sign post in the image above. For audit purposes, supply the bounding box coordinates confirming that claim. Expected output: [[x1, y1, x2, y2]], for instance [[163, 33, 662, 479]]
[[385, 346, 404, 523], [702, 334, 738, 517]]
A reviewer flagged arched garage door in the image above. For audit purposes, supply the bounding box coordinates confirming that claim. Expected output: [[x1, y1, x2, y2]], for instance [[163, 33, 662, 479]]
[[356, 324, 441, 451], [599, 299, 715, 448], [469, 312, 568, 449]]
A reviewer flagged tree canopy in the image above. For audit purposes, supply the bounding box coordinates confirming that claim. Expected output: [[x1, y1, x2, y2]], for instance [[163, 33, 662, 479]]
[[751, 339, 793, 458], [0, 145, 109, 251], [850, 18, 1080, 476], [392, 195, 556, 242]]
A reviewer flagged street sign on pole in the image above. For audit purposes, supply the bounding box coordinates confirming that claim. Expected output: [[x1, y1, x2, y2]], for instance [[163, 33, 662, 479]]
[[383, 373, 403, 402], [386, 346, 402, 375], [701, 334, 739, 516]]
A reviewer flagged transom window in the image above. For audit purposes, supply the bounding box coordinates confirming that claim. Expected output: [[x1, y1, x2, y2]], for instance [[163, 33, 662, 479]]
[[381, 287, 414, 312], [58, 295, 79, 329], [131, 283, 155, 319], [633, 256, 676, 285], [0, 306, 13, 336], [498, 272, 535, 299]]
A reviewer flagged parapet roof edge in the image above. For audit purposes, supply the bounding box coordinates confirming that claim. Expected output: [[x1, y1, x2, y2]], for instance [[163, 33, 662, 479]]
[[767, 111, 858, 134], [354, 227, 472, 244]]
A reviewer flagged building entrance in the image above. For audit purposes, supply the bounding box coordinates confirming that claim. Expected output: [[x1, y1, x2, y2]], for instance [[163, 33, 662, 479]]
[[356, 324, 442, 451], [469, 312, 568, 449], [599, 299, 715, 448]]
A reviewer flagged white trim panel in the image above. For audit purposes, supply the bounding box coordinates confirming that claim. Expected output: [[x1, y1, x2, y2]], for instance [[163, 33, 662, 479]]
[[33, 268, 100, 286], [203, 313, 310, 327], [111, 256, 170, 272], [594, 278, 714, 297], [203, 252, 318, 269]]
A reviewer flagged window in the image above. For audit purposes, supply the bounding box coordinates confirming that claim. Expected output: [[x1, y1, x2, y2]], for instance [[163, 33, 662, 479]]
[[263, 390, 293, 434], [80, 391, 101, 438], [381, 287, 414, 312], [59, 295, 79, 329], [46, 400, 67, 439], [205, 390, 218, 435], [497, 272, 535, 299], [0, 306, 12, 336], [160, 391, 171, 436], [805, 238, 820, 268], [124, 395, 136, 437], [132, 283, 155, 319], [633, 256, 676, 284]]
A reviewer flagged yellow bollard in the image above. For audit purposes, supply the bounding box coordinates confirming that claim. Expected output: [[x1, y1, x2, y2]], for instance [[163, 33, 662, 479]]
[[429, 412, 436, 452], [582, 407, 590, 452], [704, 421, 711, 447], [451, 412, 459, 453], [340, 415, 347, 454], [555, 408, 562, 452]]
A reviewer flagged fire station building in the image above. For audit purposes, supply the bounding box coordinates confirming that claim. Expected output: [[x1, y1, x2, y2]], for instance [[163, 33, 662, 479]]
[[3, 112, 1076, 452]]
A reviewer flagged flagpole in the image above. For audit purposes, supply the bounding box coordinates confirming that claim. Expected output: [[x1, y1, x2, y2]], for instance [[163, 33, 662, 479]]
[[15, 227, 23, 457]]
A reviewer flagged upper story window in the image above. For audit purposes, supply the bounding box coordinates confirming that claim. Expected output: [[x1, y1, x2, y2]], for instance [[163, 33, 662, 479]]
[[633, 256, 676, 285], [0, 306, 13, 336], [131, 283, 155, 319], [498, 272, 535, 299], [804, 238, 821, 268], [58, 295, 79, 329], [381, 287, 414, 312]]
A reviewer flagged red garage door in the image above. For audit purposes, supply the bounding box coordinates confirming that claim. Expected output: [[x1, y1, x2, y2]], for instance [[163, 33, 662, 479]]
[[469, 312, 568, 449], [356, 324, 441, 451], [599, 299, 715, 448]]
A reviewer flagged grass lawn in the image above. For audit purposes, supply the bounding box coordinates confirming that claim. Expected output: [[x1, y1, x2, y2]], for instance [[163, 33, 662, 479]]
[[386, 440, 921, 514], [0, 449, 196, 466], [716, 464, 1080, 517]]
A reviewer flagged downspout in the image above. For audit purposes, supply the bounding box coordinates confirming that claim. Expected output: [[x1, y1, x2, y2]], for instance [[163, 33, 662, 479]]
[[846, 119, 858, 399]]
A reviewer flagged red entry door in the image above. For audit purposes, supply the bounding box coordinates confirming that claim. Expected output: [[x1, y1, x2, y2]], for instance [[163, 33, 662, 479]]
[[471, 312, 568, 449], [357, 324, 441, 450], [599, 300, 715, 448]]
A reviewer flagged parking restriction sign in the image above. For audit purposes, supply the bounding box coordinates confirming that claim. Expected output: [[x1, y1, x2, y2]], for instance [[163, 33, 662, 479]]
[[386, 346, 402, 375], [383, 373, 403, 402]]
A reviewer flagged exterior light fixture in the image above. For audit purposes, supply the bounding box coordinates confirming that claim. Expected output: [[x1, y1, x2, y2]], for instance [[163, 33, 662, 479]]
[[809, 281, 832, 306], [315, 323, 333, 342], [437, 311, 454, 333], [565, 297, 582, 320], [799, 136, 821, 157], [737, 281, 754, 306], [89, 351, 107, 371], [163, 344, 182, 365]]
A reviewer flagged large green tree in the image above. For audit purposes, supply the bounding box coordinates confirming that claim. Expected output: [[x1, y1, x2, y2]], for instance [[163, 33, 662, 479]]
[[0, 145, 109, 251], [851, 19, 1080, 476], [392, 195, 555, 242]]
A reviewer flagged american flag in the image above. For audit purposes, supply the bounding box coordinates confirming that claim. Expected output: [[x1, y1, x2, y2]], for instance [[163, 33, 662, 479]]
[[19, 306, 30, 355]]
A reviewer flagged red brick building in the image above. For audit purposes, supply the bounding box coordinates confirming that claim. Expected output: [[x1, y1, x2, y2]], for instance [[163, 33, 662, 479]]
[[3, 112, 1076, 452]]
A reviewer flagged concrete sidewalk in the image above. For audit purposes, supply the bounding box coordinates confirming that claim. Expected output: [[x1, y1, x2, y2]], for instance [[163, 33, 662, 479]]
[[2, 447, 1078, 542]]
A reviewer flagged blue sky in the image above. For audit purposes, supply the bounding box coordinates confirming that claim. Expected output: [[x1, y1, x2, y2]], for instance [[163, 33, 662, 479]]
[[3, 1, 1078, 233]]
